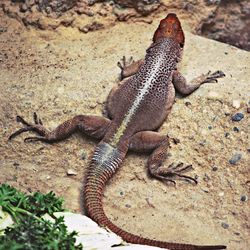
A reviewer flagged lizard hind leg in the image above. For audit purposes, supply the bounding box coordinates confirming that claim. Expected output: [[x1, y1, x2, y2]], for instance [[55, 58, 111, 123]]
[[9, 112, 111, 143], [129, 131, 197, 184]]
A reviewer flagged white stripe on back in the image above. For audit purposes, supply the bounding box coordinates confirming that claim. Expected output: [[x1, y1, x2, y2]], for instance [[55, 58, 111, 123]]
[[110, 55, 164, 146]]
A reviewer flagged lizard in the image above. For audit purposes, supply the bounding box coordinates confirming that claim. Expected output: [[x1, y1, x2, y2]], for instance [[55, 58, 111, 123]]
[[9, 13, 226, 250]]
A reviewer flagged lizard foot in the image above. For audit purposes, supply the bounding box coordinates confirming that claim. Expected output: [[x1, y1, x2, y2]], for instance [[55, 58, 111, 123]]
[[117, 56, 134, 79], [9, 112, 48, 142], [202, 70, 225, 84], [117, 55, 134, 70], [149, 162, 197, 185]]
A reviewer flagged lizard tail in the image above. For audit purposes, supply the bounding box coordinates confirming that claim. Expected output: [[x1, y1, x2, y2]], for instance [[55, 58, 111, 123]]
[[84, 142, 226, 250]]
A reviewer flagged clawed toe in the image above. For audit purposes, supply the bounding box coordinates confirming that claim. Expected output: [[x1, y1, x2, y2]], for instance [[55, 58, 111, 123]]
[[33, 112, 43, 125], [155, 175, 177, 185], [117, 56, 126, 70], [128, 56, 134, 64], [168, 163, 193, 173], [16, 115, 30, 126], [174, 173, 197, 184], [117, 61, 123, 70], [24, 136, 47, 143], [9, 127, 34, 141]]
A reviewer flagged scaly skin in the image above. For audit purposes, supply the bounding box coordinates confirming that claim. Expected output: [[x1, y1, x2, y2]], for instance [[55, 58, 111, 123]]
[[9, 13, 226, 250]]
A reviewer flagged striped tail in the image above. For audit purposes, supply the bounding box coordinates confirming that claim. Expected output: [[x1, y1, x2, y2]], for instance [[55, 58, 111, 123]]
[[84, 142, 226, 250]]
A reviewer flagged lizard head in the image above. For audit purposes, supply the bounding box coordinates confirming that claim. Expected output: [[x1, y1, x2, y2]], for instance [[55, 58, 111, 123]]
[[153, 13, 185, 48]]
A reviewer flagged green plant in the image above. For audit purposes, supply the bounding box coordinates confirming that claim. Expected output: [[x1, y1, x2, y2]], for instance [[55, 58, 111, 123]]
[[0, 184, 82, 250]]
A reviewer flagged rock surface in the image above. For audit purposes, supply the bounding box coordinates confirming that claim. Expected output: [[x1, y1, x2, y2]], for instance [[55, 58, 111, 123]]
[[2, 0, 250, 51], [199, 0, 250, 51], [0, 8, 249, 250], [47, 212, 164, 249]]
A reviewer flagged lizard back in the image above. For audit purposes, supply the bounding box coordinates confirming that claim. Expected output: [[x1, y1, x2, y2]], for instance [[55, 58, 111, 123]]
[[106, 38, 181, 146]]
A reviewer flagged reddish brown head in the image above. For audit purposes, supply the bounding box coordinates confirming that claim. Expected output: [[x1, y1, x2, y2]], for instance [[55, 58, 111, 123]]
[[153, 13, 185, 48]]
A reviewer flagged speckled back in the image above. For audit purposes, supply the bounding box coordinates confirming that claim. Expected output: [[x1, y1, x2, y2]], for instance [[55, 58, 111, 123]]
[[105, 38, 181, 144]]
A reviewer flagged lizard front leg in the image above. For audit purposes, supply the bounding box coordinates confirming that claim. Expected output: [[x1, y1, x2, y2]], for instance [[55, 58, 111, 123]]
[[117, 56, 144, 80], [173, 70, 225, 95], [106, 57, 144, 118], [129, 131, 197, 184], [9, 112, 111, 143]]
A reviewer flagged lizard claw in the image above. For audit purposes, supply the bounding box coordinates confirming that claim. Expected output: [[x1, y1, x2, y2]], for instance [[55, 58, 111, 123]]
[[202, 70, 225, 84], [33, 112, 43, 125], [9, 113, 46, 141], [16, 115, 31, 126], [117, 56, 134, 69], [9, 127, 35, 141], [149, 162, 197, 185], [117, 56, 135, 80], [24, 136, 47, 143]]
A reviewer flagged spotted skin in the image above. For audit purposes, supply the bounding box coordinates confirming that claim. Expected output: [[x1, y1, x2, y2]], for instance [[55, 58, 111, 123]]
[[9, 13, 226, 250], [107, 38, 179, 143]]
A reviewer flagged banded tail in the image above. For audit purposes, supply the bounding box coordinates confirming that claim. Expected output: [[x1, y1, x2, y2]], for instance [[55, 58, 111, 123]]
[[83, 142, 226, 250]]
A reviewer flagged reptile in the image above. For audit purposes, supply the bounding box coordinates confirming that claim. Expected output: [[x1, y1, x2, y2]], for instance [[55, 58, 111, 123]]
[[9, 14, 226, 250]]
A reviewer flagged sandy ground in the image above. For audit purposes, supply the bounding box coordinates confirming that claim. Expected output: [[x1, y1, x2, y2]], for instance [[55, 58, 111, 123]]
[[0, 9, 249, 250]]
